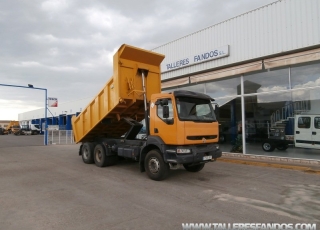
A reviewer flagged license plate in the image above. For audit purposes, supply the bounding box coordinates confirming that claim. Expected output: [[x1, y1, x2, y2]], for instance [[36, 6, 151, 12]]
[[203, 155, 212, 161]]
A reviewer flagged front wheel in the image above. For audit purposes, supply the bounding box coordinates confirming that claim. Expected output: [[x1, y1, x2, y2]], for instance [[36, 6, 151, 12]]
[[183, 163, 205, 172], [145, 150, 169, 181], [262, 141, 275, 152]]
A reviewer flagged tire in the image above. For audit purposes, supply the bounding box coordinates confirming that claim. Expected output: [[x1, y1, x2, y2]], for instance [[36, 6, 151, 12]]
[[183, 163, 205, 172], [145, 149, 169, 181], [276, 145, 288, 151], [219, 134, 226, 143], [94, 144, 107, 167], [93, 144, 117, 167], [262, 141, 275, 152], [81, 143, 95, 164]]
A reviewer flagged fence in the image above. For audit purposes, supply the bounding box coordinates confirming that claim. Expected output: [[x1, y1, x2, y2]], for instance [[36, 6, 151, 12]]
[[48, 130, 75, 145]]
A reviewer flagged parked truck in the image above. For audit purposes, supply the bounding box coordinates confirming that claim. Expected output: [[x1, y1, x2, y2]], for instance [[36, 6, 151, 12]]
[[14, 124, 40, 135], [71, 44, 221, 180], [262, 114, 320, 152], [6, 121, 20, 134]]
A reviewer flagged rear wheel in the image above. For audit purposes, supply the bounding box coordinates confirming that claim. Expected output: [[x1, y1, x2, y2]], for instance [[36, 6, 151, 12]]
[[145, 150, 169, 181], [276, 144, 288, 151], [94, 144, 107, 167], [262, 141, 275, 152], [183, 163, 205, 172], [94, 143, 117, 167], [81, 143, 94, 164]]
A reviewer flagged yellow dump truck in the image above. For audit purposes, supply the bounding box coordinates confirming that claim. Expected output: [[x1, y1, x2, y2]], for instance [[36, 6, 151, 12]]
[[72, 44, 221, 180], [6, 121, 20, 134]]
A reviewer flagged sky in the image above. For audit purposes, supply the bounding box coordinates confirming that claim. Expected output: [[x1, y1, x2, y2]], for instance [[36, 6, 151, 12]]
[[0, 0, 277, 120]]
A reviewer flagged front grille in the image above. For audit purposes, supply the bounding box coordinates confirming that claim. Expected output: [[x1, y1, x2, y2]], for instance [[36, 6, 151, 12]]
[[187, 135, 217, 140]]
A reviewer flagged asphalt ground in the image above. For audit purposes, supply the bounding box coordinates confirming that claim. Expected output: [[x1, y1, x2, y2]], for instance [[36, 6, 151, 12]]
[[0, 135, 319, 230], [0, 133, 44, 148]]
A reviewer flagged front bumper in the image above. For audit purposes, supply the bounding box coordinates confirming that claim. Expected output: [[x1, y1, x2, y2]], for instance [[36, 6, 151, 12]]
[[165, 144, 222, 164]]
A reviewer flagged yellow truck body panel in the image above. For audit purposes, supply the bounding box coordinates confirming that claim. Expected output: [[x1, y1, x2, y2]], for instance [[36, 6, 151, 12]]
[[6, 121, 20, 133], [72, 44, 165, 143]]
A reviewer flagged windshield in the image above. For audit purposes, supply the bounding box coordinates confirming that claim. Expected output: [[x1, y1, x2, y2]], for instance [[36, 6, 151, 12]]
[[176, 97, 216, 122]]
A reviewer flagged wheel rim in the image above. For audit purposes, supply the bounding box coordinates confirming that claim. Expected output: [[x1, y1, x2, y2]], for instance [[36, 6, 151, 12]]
[[148, 157, 160, 174], [83, 148, 89, 160], [263, 143, 271, 150], [95, 149, 102, 163]]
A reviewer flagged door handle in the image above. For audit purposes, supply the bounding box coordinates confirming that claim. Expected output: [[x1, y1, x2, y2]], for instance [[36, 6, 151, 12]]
[[154, 128, 158, 133], [296, 131, 300, 134], [312, 132, 316, 135]]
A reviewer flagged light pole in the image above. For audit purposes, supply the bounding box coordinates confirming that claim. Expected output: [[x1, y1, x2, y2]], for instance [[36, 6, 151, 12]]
[[0, 83, 48, 145]]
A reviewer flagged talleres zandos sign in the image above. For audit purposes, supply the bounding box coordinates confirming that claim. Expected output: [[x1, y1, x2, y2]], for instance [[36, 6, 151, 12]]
[[162, 45, 229, 72]]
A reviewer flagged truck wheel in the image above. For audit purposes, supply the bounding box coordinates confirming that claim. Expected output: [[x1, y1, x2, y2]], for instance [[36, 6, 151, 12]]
[[183, 163, 205, 172], [262, 141, 275, 152], [81, 143, 94, 164], [276, 145, 288, 151], [94, 144, 107, 167], [93, 144, 117, 167], [145, 150, 169, 181]]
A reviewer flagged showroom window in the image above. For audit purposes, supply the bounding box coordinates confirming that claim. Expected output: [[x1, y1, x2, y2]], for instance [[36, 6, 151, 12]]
[[291, 61, 320, 89], [205, 76, 241, 98], [243, 68, 289, 94]]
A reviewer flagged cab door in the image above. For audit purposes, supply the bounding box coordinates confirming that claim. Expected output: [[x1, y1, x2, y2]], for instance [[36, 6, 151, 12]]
[[150, 97, 178, 144]]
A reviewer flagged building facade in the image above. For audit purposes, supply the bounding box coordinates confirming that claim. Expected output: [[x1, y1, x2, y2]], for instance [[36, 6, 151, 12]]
[[151, 0, 320, 160], [19, 0, 320, 160]]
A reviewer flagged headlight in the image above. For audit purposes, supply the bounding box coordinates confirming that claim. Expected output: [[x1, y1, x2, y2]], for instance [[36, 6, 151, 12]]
[[177, 148, 191, 154]]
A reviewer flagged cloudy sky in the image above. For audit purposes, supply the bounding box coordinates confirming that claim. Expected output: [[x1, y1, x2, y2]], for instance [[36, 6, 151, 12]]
[[0, 0, 276, 120]]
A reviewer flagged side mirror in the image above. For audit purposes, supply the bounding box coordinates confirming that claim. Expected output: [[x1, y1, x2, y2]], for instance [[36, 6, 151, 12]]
[[160, 99, 168, 106], [163, 105, 169, 118], [212, 103, 219, 110]]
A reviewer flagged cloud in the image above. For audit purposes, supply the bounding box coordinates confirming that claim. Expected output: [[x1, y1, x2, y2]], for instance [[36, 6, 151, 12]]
[[12, 61, 78, 72], [259, 86, 288, 92], [82, 7, 131, 30], [13, 61, 42, 67], [41, 0, 70, 12], [29, 34, 86, 47]]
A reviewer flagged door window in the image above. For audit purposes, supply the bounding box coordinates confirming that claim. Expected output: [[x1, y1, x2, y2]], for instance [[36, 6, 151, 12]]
[[157, 99, 173, 121], [297, 117, 311, 129]]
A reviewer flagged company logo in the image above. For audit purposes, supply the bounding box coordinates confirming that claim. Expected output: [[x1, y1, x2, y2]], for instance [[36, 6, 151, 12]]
[[162, 45, 229, 72], [202, 138, 206, 143]]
